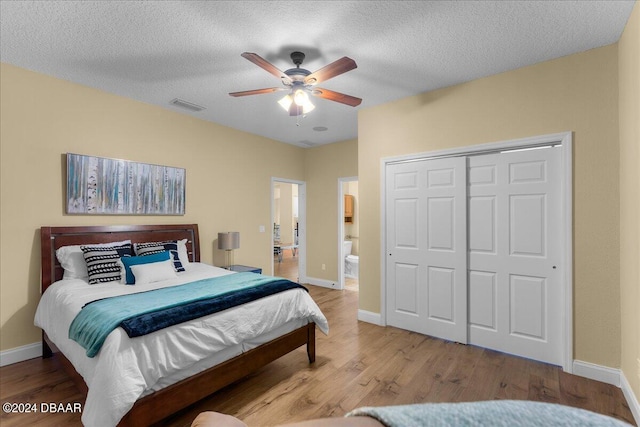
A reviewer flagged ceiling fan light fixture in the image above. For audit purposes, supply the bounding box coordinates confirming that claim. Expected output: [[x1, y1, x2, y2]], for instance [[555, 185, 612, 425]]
[[278, 94, 293, 111], [301, 101, 315, 114], [294, 89, 315, 113], [279, 90, 315, 115], [293, 89, 308, 106]]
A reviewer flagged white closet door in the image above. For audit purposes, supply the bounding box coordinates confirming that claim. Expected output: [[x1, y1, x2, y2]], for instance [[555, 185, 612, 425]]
[[468, 147, 562, 365], [386, 157, 467, 344]]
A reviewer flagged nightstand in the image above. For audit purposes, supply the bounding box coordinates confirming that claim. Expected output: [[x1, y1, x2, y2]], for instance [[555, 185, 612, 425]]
[[229, 265, 262, 274]]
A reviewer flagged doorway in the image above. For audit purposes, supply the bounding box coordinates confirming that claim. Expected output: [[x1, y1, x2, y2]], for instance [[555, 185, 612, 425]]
[[272, 178, 306, 282], [382, 132, 572, 370], [339, 177, 359, 291]]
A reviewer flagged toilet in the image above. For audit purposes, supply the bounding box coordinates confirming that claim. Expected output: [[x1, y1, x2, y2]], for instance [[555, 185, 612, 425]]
[[343, 241, 359, 279]]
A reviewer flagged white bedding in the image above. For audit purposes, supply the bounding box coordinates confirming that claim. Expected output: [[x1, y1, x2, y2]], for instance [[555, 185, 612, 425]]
[[34, 263, 328, 427]]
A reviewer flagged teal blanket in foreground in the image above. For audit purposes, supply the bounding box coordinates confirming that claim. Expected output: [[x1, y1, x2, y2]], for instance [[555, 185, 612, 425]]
[[69, 273, 300, 357], [346, 400, 631, 426]]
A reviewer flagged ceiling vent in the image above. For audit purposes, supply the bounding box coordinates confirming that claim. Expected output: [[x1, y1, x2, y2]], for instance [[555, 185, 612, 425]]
[[169, 98, 206, 112]]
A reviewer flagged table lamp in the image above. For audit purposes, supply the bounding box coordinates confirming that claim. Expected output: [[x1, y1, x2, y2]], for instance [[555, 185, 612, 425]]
[[218, 232, 240, 269]]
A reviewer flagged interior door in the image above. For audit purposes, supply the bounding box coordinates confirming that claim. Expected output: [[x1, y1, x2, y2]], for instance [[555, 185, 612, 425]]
[[468, 147, 562, 365], [386, 157, 467, 343]]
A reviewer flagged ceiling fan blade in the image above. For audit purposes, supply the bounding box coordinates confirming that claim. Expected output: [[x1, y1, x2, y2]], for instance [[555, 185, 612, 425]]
[[229, 87, 285, 97], [311, 88, 362, 107], [304, 57, 357, 85], [241, 52, 292, 85]]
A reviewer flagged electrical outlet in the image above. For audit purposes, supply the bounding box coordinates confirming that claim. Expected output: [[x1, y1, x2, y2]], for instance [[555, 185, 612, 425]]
[[321, 263, 326, 270]]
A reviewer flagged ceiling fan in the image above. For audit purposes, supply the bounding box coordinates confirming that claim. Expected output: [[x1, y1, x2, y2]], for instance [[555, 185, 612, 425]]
[[229, 51, 362, 116]]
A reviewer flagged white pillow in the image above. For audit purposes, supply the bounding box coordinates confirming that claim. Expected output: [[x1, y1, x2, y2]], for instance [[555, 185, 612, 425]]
[[130, 259, 177, 285], [56, 240, 132, 280], [177, 238, 190, 266]]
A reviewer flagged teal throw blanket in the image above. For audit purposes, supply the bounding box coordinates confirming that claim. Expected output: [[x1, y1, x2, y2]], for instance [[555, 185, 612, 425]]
[[69, 273, 305, 357]]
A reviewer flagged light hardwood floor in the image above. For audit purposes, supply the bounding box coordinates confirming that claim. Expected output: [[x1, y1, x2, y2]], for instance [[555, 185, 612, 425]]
[[275, 250, 359, 292], [1, 276, 635, 426], [273, 249, 300, 282]]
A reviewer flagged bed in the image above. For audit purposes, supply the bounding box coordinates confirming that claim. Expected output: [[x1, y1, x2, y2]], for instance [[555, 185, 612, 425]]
[[36, 224, 328, 427]]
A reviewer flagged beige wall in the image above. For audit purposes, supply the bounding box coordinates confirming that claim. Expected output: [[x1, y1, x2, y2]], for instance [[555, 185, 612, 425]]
[[305, 139, 358, 282], [0, 63, 306, 351], [358, 45, 621, 368], [619, 1, 640, 404]]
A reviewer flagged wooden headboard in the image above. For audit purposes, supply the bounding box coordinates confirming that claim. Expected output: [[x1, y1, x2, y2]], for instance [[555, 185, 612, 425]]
[[40, 224, 200, 292]]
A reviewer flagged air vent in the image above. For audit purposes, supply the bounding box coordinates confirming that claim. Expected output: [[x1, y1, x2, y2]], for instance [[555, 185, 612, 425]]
[[169, 98, 206, 112], [298, 140, 316, 147]]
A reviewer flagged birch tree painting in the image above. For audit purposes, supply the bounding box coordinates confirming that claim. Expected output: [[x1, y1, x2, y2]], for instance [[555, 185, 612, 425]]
[[66, 153, 185, 215]]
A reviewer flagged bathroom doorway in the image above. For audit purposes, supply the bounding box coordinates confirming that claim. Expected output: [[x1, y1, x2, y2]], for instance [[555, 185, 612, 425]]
[[272, 179, 303, 282], [339, 177, 359, 291]]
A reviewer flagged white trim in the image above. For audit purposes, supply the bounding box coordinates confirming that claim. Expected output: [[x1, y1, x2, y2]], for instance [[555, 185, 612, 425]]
[[358, 310, 383, 326], [380, 132, 573, 369], [338, 179, 345, 290], [573, 360, 621, 387], [621, 370, 640, 425], [572, 360, 640, 425], [380, 157, 388, 326], [560, 133, 574, 373], [304, 276, 339, 289], [338, 176, 358, 291], [0, 342, 42, 367], [271, 177, 306, 281], [383, 132, 572, 164]]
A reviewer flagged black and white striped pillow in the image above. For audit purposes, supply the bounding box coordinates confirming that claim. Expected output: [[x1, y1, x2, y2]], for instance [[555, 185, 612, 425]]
[[134, 241, 185, 272], [81, 243, 132, 285]]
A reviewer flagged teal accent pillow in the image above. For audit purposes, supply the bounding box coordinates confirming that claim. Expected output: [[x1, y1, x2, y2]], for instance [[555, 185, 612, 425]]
[[121, 251, 170, 284]]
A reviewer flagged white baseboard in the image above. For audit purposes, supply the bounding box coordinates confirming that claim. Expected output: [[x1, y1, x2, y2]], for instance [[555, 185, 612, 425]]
[[621, 371, 640, 426], [357, 309, 382, 326], [0, 342, 42, 367], [304, 276, 339, 289], [573, 360, 639, 425], [573, 360, 621, 386]]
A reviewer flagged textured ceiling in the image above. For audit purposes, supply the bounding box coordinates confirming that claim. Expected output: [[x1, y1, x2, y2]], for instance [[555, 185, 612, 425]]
[[0, 1, 635, 147]]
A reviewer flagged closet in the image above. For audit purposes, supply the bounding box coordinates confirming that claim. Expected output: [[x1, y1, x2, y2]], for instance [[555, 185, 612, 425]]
[[385, 142, 565, 366]]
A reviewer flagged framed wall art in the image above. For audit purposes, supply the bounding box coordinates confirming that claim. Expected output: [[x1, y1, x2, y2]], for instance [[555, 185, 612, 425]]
[[66, 153, 185, 215]]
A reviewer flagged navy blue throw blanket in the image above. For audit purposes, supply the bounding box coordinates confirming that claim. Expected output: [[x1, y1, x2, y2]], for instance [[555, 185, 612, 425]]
[[121, 278, 306, 337]]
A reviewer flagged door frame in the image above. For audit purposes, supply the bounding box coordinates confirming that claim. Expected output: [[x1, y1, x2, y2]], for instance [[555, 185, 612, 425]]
[[271, 177, 306, 282], [338, 176, 358, 290], [380, 131, 573, 372]]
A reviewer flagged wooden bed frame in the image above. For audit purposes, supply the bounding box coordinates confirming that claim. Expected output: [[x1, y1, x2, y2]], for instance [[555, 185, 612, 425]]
[[40, 224, 316, 426]]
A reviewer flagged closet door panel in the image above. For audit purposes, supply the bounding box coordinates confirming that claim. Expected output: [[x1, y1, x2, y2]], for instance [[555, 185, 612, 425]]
[[468, 148, 562, 365], [386, 157, 467, 343]]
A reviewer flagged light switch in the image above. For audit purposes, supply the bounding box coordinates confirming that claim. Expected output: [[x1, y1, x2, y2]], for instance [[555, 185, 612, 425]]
[[259, 225, 265, 233]]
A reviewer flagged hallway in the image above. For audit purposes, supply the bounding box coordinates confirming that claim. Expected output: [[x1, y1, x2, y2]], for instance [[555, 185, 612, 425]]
[[273, 249, 299, 282], [275, 250, 358, 292]]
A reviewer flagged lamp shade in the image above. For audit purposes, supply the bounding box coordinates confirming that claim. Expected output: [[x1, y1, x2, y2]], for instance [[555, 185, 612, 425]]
[[218, 232, 240, 250], [278, 90, 315, 116]]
